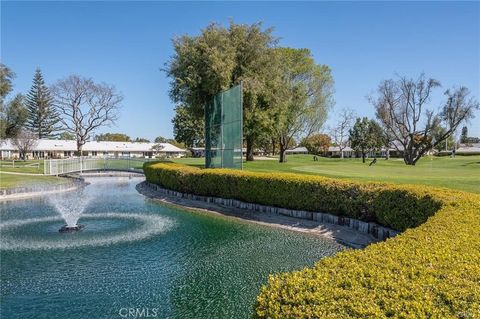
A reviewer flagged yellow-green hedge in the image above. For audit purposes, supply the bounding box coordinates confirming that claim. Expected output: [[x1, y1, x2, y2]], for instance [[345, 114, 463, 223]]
[[143, 162, 440, 231], [143, 162, 480, 318]]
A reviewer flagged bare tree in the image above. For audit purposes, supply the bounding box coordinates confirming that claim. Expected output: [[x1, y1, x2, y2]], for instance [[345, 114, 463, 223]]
[[12, 129, 38, 160], [52, 75, 123, 153], [371, 74, 479, 165], [330, 108, 356, 158]]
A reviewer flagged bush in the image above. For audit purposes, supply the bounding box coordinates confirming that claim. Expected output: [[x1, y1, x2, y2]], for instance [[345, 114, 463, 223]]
[[143, 162, 480, 318], [143, 162, 441, 231]]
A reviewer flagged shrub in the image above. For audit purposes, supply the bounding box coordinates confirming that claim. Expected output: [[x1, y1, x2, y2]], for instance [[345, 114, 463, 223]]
[[143, 162, 441, 231], [143, 162, 480, 318]]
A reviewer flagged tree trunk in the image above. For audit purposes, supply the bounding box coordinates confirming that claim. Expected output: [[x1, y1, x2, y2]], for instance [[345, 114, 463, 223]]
[[385, 148, 390, 160], [362, 152, 366, 163], [246, 135, 254, 161], [76, 140, 84, 157], [404, 151, 417, 165], [279, 136, 287, 163], [279, 149, 287, 163], [340, 150, 344, 159]]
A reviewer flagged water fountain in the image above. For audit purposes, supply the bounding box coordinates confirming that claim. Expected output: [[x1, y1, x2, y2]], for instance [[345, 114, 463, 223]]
[[0, 176, 175, 251], [49, 187, 91, 233]]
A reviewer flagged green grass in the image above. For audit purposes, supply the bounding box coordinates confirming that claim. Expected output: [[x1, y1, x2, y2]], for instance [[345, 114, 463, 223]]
[[173, 155, 480, 193], [0, 173, 69, 189], [0, 158, 150, 189], [0, 159, 45, 174], [0, 158, 149, 175]]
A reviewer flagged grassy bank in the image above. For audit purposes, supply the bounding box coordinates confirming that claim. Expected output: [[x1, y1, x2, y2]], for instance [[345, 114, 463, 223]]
[[0, 172, 69, 189], [174, 155, 480, 193], [0, 159, 45, 174]]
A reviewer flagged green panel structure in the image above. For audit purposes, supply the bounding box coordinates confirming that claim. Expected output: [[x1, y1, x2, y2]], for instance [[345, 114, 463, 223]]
[[205, 84, 243, 169]]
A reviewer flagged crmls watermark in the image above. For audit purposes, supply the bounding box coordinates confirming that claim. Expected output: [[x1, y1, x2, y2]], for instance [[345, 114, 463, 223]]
[[118, 307, 160, 318]]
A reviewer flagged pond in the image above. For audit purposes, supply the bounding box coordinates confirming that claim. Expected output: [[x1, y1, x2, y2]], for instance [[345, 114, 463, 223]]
[[0, 176, 343, 319]]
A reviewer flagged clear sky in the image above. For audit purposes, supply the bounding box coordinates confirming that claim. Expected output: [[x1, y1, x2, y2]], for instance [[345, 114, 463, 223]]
[[2, 1, 479, 140]]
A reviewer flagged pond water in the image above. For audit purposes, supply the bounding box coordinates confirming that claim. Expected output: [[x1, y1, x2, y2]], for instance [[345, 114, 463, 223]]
[[0, 176, 343, 319]]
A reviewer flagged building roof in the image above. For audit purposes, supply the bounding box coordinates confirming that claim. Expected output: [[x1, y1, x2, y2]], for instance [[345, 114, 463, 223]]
[[328, 146, 353, 152], [0, 139, 186, 153], [286, 146, 309, 153], [456, 145, 480, 153]]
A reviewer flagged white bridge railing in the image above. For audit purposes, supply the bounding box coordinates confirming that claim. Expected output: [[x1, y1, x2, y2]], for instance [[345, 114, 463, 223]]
[[44, 157, 155, 175]]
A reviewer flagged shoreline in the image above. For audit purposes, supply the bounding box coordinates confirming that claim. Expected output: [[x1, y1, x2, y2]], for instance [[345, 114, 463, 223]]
[[0, 176, 84, 202], [0, 171, 144, 202], [136, 181, 379, 248]]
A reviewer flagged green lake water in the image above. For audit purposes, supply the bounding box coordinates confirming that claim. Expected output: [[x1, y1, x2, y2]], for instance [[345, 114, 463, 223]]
[[0, 176, 343, 319]]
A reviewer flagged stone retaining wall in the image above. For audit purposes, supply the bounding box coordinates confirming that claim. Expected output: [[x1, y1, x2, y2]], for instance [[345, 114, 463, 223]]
[[143, 182, 399, 241]]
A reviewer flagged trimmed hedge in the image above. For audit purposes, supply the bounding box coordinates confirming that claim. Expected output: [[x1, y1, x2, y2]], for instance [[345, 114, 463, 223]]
[[143, 162, 441, 231], [143, 162, 480, 318]]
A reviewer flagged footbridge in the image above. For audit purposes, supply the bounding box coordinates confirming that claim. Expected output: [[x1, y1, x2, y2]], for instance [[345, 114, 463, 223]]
[[44, 157, 157, 175]]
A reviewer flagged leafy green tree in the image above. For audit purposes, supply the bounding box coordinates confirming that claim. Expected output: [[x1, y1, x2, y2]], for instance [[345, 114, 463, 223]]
[[165, 21, 277, 160], [58, 132, 75, 140], [172, 105, 204, 148], [95, 133, 131, 142], [460, 126, 468, 144], [433, 126, 455, 152], [2, 94, 28, 138], [270, 48, 334, 162], [154, 136, 168, 143], [256, 134, 278, 156], [134, 137, 150, 143], [25, 69, 60, 138], [349, 117, 384, 163], [466, 136, 480, 144], [153, 139, 186, 152], [301, 134, 331, 156], [0, 64, 27, 140], [166, 139, 186, 149], [0, 63, 15, 104]]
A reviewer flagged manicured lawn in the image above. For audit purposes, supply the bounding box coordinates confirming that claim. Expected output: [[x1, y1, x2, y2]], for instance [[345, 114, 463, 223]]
[[0, 173, 69, 189], [0, 159, 45, 174], [174, 155, 480, 193], [0, 158, 149, 175]]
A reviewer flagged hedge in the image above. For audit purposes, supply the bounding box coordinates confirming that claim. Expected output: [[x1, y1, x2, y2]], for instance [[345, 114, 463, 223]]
[[143, 162, 480, 318]]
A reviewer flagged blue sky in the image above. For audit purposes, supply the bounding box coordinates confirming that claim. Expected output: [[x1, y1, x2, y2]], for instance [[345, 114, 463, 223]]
[[2, 1, 479, 140]]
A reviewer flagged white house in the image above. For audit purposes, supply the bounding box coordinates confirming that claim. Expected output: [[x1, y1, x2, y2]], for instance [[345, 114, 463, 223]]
[[456, 143, 480, 155], [285, 146, 309, 154], [0, 139, 186, 159]]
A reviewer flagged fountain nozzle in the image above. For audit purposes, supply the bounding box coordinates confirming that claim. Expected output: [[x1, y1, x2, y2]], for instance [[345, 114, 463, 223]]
[[59, 224, 85, 233]]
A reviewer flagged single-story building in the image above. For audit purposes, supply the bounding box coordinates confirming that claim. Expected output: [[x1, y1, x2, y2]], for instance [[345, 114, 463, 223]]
[[294, 144, 405, 158], [456, 143, 480, 155], [190, 147, 250, 158], [0, 139, 186, 159], [285, 146, 309, 155], [326, 146, 354, 158]]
